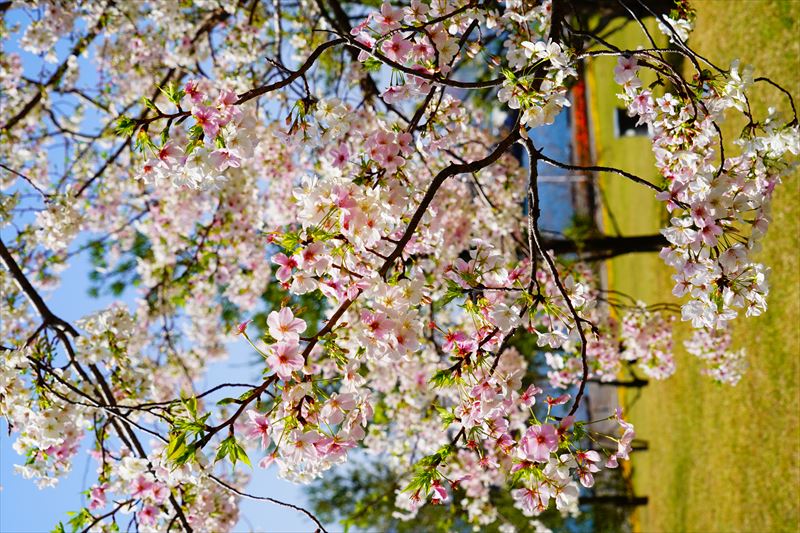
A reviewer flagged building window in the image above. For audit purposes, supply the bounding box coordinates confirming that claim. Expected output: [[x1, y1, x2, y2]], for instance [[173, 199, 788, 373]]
[[614, 107, 650, 137]]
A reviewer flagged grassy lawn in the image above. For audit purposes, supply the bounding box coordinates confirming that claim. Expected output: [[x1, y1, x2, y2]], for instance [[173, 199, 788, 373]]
[[588, 2, 799, 532]]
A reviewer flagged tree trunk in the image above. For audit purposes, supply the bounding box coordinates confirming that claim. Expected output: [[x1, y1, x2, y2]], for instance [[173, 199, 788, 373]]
[[579, 495, 649, 507], [543, 234, 667, 256], [570, 0, 676, 19], [588, 378, 649, 388]]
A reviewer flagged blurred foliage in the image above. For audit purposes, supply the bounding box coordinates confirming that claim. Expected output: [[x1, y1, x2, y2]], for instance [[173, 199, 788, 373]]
[[307, 458, 635, 532]]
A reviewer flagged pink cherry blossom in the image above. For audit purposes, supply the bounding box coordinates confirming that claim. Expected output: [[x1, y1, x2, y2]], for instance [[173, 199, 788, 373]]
[[183, 79, 204, 104], [330, 144, 349, 168], [138, 505, 159, 526], [519, 384, 542, 407], [519, 424, 559, 463], [209, 148, 241, 171], [376, 2, 403, 29], [267, 341, 304, 381], [150, 482, 169, 504], [381, 33, 412, 62], [130, 475, 154, 499], [246, 409, 272, 448], [236, 319, 251, 335], [192, 105, 220, 139], [267, 307, 306, 341], [157, 142, 183, 167], [272, 253, 299, 283], [258, 450, 279, 469], [88, 483, 108, 510], [429, 480, 448, 504]]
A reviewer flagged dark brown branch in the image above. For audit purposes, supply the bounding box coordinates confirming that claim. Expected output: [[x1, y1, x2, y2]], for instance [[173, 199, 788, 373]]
[[754, 76, 798, 125], [343, 35, 505, 90], [1, 11, 104, 132], [522, 139, 590, 418], [378, 128, 522, 278], [81, 499, 134, 533], [235, 38, 346, 104], [588, 377, 649, 388], [0, 238, 78, 336], [0, 163, 49, 197], [536, 151, 662, 192], [208, 474, 329, 533]]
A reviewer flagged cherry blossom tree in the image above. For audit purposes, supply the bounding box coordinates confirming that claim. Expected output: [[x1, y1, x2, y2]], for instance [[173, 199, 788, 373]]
[[0, 0, 797, 531]]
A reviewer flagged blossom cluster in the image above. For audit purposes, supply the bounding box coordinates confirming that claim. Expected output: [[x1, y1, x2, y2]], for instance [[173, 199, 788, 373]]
[[34, 192, 84, 252], [0, 348, 88, 489], [84, 451, 240, 532], [499, 40, 576, 129], [616, 55, 799, 334], [684, 328, 747, 385], [137, 80, 259, 189], [620, 308, 676, 380]]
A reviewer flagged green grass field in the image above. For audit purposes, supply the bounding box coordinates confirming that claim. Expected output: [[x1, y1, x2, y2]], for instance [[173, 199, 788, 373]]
[[589, 2, 799, 531]]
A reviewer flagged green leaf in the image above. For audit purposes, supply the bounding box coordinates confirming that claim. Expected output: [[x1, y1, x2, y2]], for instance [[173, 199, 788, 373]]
[[159, 82, 185, 106], [214, 435, 252, 469], [435, 405, 456, 427], [166, 431, 187, 463], [160, 126, 170, 146], [66, 508, 92, 532], [173, 443, 198, 467], [363, 57, 382, 73], [188, 124, 204, 140], [134, 130, 155, 152], [215, 437, 232, 464], [182, 395, 198, 418], [115, 115, 136, 137], [216, 397, 238, 406], [142, 96, 157, 111], [235, 440, 252, 468], [429, 369, 457, 389], [441, 281, 465, 305], [110, 280, 126, 296], [275, 230, 303, 253]]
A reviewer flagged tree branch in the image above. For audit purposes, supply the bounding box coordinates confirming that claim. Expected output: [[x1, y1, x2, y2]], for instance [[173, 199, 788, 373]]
[[522, 139, 590, 418]]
